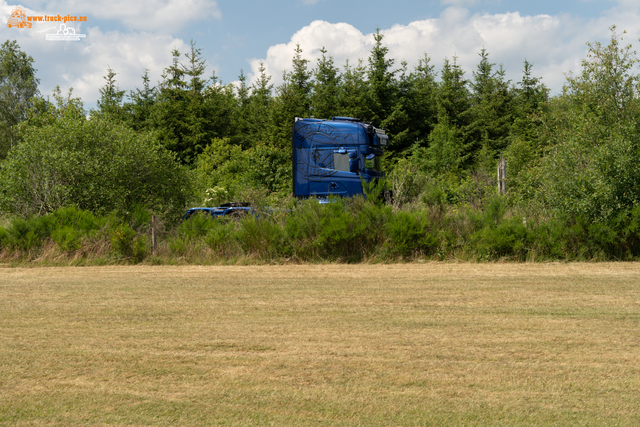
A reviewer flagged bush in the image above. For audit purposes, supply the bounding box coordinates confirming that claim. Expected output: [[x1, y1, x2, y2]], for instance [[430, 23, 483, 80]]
[[110, 223, 145, 262], [384, 211, 437, 258], [0, 116, 189, 218], [285, 197, 386, 262]]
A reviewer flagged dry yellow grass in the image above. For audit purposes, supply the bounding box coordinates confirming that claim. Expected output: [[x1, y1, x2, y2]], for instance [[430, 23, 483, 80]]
[[1, 263, 640, 425]]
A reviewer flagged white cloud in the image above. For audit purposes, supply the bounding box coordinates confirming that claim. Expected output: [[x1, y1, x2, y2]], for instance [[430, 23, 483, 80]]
[[2, 1, 189, 108], [248, 20, 372, 88], [2, 0, 210, 108], [57, 28, 188, 107], [249, 4, 640, 95], [18, 0, 221, 31]]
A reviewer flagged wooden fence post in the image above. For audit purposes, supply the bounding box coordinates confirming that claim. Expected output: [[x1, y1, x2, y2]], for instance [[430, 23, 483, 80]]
[[151, 215, 157, 256], [498, 153, 507, 195]]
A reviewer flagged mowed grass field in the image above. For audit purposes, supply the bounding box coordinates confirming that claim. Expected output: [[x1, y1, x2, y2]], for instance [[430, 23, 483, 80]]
[[1, 264, 640, 426]]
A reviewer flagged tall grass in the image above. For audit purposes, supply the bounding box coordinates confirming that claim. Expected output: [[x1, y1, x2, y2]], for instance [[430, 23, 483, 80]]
[[3, 198, 640, 264]]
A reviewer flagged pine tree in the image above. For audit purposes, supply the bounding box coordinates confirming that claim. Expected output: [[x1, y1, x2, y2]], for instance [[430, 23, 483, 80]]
[[94, 67, 125, 122], [289, 44, 311, 114], [367, 28, 396, 125], [510, 60, 549, 145], [431, 57, 473, 170], [337, 59, 371, 120], [246, 61, 273, 145], [311, 47, 340, 119], [466, 49, 514, 169], [125, 69, 157, 131], [152, 41, 218, 163], [233, 69, 251, 147], [406, 53, 438, 146]]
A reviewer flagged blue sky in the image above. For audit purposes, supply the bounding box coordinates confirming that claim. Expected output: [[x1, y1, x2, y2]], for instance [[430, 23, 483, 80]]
[[2, 0, 638, 110]]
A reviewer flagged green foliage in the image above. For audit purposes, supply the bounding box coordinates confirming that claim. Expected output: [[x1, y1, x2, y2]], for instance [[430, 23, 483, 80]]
[[0, 39, 40, 158], [0, 206, 105, 254], [236, 216, 285, 259], [93, 67, 126, 122], [384, 211, 438, 258], [284, 197, 386, 261], [360, 177, 387, 206], [110, 223, 146, 262], [1, 114, 189, 218], [311, 47, 340, 119], [532, 28, 640, 222], [52, 226, 83, 252], [7, 29, 640, 265]]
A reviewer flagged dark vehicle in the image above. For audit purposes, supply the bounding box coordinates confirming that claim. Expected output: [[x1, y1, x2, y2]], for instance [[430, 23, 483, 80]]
[[293, 116, 387, 198], [180, 203, 251, 221]]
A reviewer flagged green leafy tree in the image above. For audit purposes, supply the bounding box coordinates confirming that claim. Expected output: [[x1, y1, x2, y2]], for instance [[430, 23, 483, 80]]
[[1, 110, 188, 218], [0, 40, 40, 158], [534, 27, 640, 221], [19, 86, 84, 130]]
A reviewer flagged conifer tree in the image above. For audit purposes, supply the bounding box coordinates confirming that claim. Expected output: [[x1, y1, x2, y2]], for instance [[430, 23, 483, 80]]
[[289, 44, 312, 115], [405, 53, 438, 146], [125, 69, 157, 132], [367, 28, 396, 125], [337, 59, 371, 120], [427, 56, 472, 172], [311, 47, 340, 119], [466, 49, 514, 169], [94, 67, 126, 122], [246, 61, 273, 145]]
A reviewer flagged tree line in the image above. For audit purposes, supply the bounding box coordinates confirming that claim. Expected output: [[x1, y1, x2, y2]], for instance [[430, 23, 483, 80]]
[[1, 26, 640, 230]]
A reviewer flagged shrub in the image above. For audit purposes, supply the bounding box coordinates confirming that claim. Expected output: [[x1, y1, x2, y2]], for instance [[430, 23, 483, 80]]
[[0, 116, 189, 218], [110, 223, 145, 262], [384, 211, 437, 258]]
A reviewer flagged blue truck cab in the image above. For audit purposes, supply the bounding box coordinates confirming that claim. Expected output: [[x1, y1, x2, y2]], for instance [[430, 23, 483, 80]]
[[292, 117, 388, 198]]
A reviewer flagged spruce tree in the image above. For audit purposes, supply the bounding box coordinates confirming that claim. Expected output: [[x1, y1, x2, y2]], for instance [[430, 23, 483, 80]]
[[246, 61, 273, 145], [367, 28, 396, 125], [94, 67, 126, 122], [125, 69, 157, 132], [466, 49, 514, 169], [311, 47, 340, 119], [337, 59, 371, 120]]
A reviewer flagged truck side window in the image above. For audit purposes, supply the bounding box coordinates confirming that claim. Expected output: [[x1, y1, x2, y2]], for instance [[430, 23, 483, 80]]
[[333, 153, 350, 172]]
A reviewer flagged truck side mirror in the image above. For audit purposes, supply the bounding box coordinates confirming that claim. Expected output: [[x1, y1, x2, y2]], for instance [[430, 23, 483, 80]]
[[348, 151, 359, 174]]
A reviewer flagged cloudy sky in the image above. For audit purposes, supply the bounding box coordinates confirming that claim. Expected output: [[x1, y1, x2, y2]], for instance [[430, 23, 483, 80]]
[[2, 0, 639, 111]]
